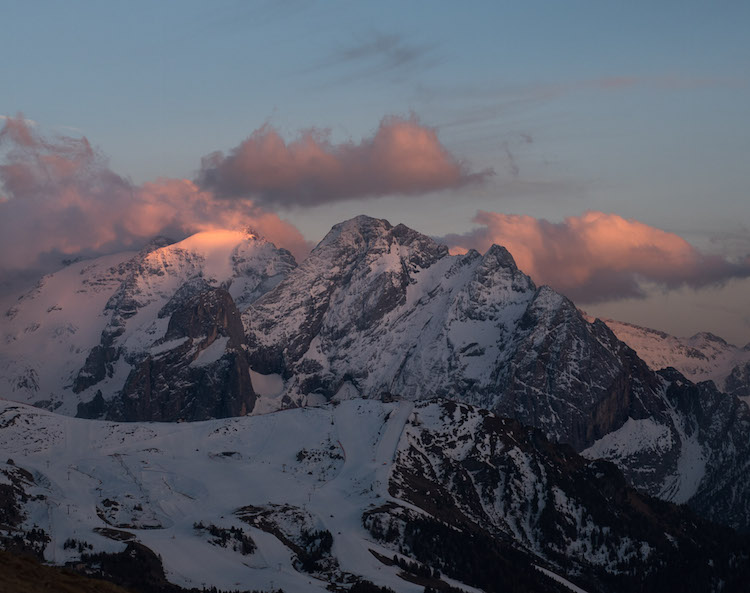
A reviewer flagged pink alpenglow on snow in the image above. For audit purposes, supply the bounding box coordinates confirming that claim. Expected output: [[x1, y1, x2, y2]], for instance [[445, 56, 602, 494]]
[[0, 116, 310, 283], [197, 115, 493, 207], [444, 210, 750, 303]]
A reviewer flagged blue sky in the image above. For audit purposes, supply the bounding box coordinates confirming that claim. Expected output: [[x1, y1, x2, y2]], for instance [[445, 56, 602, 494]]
[[2, 0, 750, 342]]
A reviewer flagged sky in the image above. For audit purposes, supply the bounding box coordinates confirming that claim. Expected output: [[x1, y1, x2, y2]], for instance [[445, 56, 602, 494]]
[[1, 0, 749, 344]]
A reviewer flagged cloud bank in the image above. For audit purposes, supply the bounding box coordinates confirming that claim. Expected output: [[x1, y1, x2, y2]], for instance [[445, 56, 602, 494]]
[[0, 116, 310, 291], [444, 211, 750, 303], [197, 115, 492, 207]]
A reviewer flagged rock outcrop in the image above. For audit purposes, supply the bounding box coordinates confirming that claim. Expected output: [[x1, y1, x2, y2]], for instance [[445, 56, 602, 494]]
[[107, 287, 255, 422]]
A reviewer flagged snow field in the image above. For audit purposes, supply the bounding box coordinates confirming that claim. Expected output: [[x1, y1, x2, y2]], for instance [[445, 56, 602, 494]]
[[0, 399, 448, 592]]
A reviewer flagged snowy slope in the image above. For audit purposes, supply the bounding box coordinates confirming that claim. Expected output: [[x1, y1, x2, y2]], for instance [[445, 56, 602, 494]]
[[2, 398, 747, 593], [591, 317, 750, 398], [0, 230, 296, 416], [0, 397, 467, 592], [0, 251, 137, 410]]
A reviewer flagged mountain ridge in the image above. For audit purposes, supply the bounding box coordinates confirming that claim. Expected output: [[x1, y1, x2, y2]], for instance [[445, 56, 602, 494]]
[[2, 397, 749, 593], [590, 315, 750, 406], [2, 215, 750, 535]]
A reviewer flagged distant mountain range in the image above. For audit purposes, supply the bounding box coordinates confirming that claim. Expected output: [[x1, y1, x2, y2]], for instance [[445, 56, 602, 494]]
[[591, 316, 750, 405], [2, 216, 750, 592]]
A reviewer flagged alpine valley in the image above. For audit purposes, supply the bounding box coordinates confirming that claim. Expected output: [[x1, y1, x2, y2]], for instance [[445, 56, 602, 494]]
[[2, 216, 750, 593]]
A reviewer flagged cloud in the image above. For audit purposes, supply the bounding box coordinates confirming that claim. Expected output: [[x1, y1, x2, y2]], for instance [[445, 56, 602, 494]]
[[420, 74, 746, 134], [443, 211, 750, 303], [197, 115, 492, 207], [0, 114, 37, 127], [0, 116, 311, 292], [317, 32, 438, 82]]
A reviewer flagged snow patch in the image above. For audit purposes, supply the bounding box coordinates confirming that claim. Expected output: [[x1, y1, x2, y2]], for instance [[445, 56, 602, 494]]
[[190, 337, 229, 367], [535, 565, 590, 593], [584, 417, 673, 459], [249, 370, 284, 397]]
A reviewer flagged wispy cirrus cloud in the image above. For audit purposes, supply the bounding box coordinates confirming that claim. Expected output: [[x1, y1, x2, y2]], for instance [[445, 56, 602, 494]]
[[419, 74, 747, 132], [314, 32, 438, 83], [197, 115, 493, 207], [0, 115, 310, 292], [443, 210, 750, 303]]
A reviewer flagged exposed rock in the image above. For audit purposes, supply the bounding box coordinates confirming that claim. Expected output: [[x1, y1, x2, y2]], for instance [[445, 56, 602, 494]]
[[726, 361, 750, 401], [375, 400, 750, 593], [107, 288, 255, 422], [76, 390, 107, 419]]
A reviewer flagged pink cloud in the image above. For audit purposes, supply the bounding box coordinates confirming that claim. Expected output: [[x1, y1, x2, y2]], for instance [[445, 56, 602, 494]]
[[0, 116, 311, 290], [443, 211, 750, 303], [197, 115, 493, 206]]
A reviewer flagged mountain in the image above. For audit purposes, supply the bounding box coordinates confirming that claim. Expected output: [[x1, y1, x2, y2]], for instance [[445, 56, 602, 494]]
[[240, 216, 750, 530], [2, 397, 749, 593], [2, 215, 750, 535], [592, 317, 750, 406], [243, 216, 666, 450], [0, 229, 296, 420]]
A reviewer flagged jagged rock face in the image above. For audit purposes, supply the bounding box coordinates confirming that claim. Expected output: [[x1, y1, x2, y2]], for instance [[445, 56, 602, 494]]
[[584, 367, 750, 531], [245, 215, 668, 450], [726, 362, 750, 401], [494, 291, 669, 449], [244, 216, 449, 375], [107, 288, 255, 422], [666, 373, 750, 530], [373, 400, 750, 593], [597, 317, 750, 402]]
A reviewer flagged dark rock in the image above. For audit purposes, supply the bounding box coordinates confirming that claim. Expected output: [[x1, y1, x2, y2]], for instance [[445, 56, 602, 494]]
[[73, 344, 119, 393], [726, 362, 750, 401], [377, 400, 750, 593], [76, 390, 108, 419], [496, 290, 667, 450], [107, 288, 255, 422]]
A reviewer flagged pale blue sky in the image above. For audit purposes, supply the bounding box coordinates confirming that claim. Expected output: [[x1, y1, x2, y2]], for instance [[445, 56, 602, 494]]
[[2, 0, 750, 342]]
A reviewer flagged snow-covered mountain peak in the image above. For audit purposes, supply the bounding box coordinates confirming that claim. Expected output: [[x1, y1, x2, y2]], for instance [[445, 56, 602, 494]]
[[316, 214, 394, 249], [481, 243, 519, 272], [687, 331, 730, 349], [311, 215, 449, 270], [141, 229, 295, 288], [593, 316, 750, 398], [245, 218, 659, 454], [0, 228, 297, 417]]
